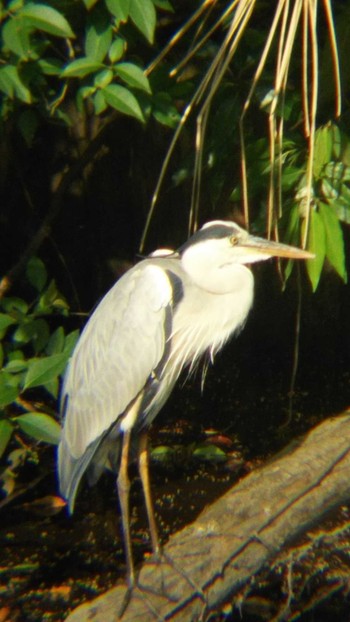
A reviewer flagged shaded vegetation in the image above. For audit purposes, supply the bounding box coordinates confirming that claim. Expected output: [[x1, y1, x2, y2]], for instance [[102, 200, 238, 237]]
[[0, 0, 350, 619]]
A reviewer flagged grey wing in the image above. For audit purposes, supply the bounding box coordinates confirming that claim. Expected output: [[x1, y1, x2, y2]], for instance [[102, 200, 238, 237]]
[[58, 262, 174, 509]]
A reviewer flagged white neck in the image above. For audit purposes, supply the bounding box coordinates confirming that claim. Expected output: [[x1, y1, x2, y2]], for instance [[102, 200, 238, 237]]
[[181, 240, 253, 294]]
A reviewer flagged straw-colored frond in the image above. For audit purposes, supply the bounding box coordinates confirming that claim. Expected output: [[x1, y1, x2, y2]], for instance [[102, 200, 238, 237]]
[[140, 0, 341, 252]]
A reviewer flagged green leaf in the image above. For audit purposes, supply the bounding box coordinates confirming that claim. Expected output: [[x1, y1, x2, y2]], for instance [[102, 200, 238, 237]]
[[109, 37, 126, 63], [0, 313, 17, 338], [13, 319, 50, 353], [93, 89, 107, 114], [94, 68, 113, 89], [105, 0, 130, 21], [304, 210, 326, 291], [134, 90, 152, 121], [35, 279, 68, 314], [0, 420, 14, 459], [313, 124, 333, 179], [152, 92, 180, 128], [83, 0, 99, 9], [331, 196, 350, 225], [19, 3, 75, 38], [1, 472, 16, 496], [326, 162, 350, 183], [63, 330, 80, 356], [85, 11, 112, 62], [151, 445, 175, 463], [61, 58, 103, 78], [6, 0, 24, 12], [1, 297, 28, 315], [7, 350, 25, 362], [8, 448, 31, 471], [153, 0, 173, 10], [43, 377, 59, 398], [331, 124, 341, 159], [2, 16, 32, 59], [5, 359, 28, 373], [193, 443, 227, 463], [281, 166, 303, 191], [129, 0, 156, 43], [115, 62, 151, 93], [0, 65, 32, 103], [23, 352, 70, 390], [37, 57, 63, 76], [318, 202, 347, 283], [15, 412, 61, 445], [0, 375, 20, 407], [12, 320, 36, 344], [46, 327, 65, 355], [102, 84, 144, 122], [321, 177, 338, 200], [0, 368, 23, 387], [26, 256, 47, 292]]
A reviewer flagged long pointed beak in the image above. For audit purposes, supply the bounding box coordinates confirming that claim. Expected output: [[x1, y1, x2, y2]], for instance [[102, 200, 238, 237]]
[[243, 235, 314, 260]]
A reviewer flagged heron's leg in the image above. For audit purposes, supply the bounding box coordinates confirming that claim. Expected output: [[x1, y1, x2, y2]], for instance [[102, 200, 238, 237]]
[[137, 431, 160, 556], [117, 428, 135, 588]]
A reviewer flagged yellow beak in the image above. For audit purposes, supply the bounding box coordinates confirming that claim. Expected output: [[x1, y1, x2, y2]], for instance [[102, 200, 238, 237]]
[[242, 235, 314, 260]]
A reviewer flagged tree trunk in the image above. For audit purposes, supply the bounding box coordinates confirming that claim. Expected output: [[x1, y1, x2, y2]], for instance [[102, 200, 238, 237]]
[[65, 411, 350, 621]]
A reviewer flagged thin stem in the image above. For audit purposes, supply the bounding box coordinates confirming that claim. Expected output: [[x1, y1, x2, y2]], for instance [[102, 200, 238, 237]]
[[322, 0, 341, 118], [146, 0, 218, 76], [302, 0, 319, 249], [286, 264, 302, 426], [170, 1, 239, 79], [302, 0, 310, 137]]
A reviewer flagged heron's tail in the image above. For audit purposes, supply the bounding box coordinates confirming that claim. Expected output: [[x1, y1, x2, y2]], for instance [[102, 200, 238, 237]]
[[57, 434, 101, 514]]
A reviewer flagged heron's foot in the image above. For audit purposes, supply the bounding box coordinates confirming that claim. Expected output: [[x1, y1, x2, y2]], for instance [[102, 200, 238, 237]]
[[117, 579, 168, 621], [117, 584, 132, 620], [138, 548, 206, 606], [117, 551, 207, 620]]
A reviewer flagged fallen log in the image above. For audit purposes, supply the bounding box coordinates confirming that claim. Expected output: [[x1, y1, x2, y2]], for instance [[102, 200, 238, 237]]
[[65, 411, 350, 621]]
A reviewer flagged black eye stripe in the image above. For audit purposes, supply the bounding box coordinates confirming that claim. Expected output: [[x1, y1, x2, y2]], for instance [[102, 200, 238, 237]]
[[179, 224, 240, 253]]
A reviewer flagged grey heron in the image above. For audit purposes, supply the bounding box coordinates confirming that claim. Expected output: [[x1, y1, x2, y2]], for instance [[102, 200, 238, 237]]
[[58, 220, 313, 586]]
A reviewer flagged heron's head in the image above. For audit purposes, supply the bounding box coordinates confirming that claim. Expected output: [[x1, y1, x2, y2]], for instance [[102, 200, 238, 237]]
[[180, 220, 314, 294]]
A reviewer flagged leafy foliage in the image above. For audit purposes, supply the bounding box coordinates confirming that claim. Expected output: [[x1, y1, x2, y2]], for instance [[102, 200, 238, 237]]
[[0, 0, 177, 493], [0, 0, 178, 133], [282, 122, 348, 291], [224, 91, 348, 291], [0, 0, 349, 501], [0, 257, 78, 495]]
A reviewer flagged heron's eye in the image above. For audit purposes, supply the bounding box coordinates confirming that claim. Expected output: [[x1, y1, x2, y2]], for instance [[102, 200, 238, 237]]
[[230, 235, 239, 246]]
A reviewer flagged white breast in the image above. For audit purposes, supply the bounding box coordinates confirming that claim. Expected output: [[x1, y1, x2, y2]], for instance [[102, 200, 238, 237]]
[[168, 264, 254, 375]]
